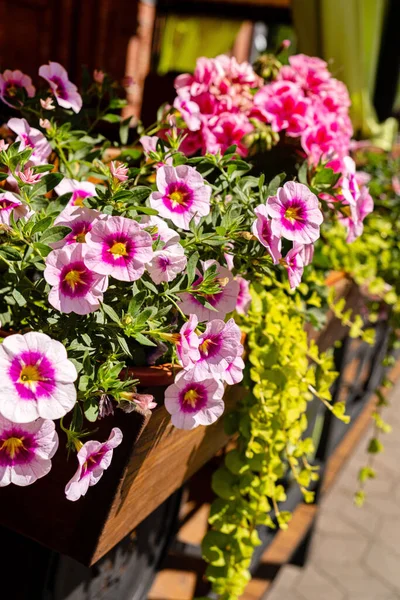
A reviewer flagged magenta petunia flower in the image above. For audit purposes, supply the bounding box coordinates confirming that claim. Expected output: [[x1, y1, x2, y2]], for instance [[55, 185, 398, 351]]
[[165, 369, 224, 430], [0, 332, 77, 423], [252, 204, 282, 264], [39, 62, 82, 113], [0, 192, 31, 226], [44, 243, 109, 315], [147, 243, 187, 284], [176, 314, 200, 369], [235, 276, 252, 315], [280, 246, 304, 289], [191, 318, 242, 381], [65, 428, 123, 501], [84, 215, 153, 282], [52, 205, 103, 249], [178, 260, 239, 322], [110, 161, 129, 182], [0, 69, 35, 108], [0, 416, 58, 487], [266, 182, 323, 244], [221, 354, 245, 385], [150, 165, 211, 230], [8, 118, 52, 166], [140, 215, 180, 247], [54, 178, 97, 207]]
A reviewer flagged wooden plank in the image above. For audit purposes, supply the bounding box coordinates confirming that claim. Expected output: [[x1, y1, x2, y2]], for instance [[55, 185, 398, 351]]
[[93, 384, 245, 563]]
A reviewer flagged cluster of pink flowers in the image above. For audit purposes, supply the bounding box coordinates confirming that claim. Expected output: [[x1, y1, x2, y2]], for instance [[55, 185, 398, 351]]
[[0, 331, 122, 499], [252, 181, 322, 289], [42, 164, 212, 315], [164, 257, 245, 430], [166, 314, 244, 430], [253, 54, 352, 164], [173, 55, 262, 156], [173, 53, 352, 164]]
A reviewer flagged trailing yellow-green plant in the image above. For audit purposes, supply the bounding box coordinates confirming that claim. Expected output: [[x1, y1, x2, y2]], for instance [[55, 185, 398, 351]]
[[200, 282, 341, 600]]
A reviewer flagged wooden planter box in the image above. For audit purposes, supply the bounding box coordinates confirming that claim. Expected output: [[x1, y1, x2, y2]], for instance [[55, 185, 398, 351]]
[[0, 365, 245, 565], [0, 277, 364, 566]]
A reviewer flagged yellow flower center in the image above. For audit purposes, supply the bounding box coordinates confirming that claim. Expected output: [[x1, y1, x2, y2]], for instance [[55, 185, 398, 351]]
[[75, 230, 87, 243], [19, 364, 41, 383], [1, 437, 24, 459], [73, 195, 85, 207], [109, 242, 128, 257], [64, 269, 86, 289], [284, 206, 302, 222], [183, 388, 199, 408], [7, 85, 17, 97], [169, 191, 187, 206], [199, 338, 216, 356]]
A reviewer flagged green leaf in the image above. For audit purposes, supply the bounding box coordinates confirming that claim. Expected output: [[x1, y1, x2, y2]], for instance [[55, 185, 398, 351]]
[[0, 246, 21, 261], [134, 332, 157, 347], [101, 113, 121, 123], [33, 242, 52, 257], [212, 467, 237, 500], [127, 186, 151, 203], [33, 172, 64, 195], [119, 116, 132, 145], [367, 438, 384, 454], [186, 252, 199, 286], [12, 289, 26, 306], [83, 398, 99, 422], [102, 303, 120, 323], [129, 205, 158, 215], [116, 334, 132, 358], [40, 225, 72, 244], [31, 216, 53, 235]]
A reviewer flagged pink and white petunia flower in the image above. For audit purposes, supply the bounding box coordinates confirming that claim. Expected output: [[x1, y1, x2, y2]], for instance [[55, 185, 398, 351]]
[[176, 314, 200, 369], [165, 369, 225, 430], [140, 215, 180, 247], [52, 205, 103, 249], [235, 276, 252, 315], [191, 318, 242, 381], [341, 185, 374, 243], [0, 192, 31, 226], [150, 165, 211, 230], [0, 416, 58, 487], [0, 70, 35, 108], [39, 62, 82, 113], [266, 182, 323, 244], [8, 118, 52, 166], [280, 246, 304, 289], [221, 354, 245, 385], [84, 216, 153, 282], [65, 428, 123, 501], [178, 260, 239, 322], [44, 243, 109, 315], [0, 332, 77, 423], [54, 178, 97, 207], [252, 204, 282, 264], [147, 243, 187, 284], [295, 242, 314, 267]]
